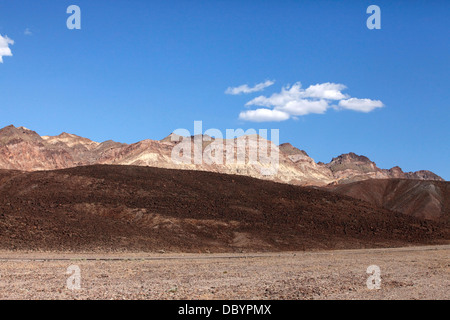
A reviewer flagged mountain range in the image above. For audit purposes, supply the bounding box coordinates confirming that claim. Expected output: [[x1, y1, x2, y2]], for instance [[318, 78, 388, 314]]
[[0, 125, 448, 251], [0, 125, 444, 186]]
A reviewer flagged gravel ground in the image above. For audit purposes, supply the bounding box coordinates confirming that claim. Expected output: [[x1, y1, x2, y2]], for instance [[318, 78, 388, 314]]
[[0, 245, 448, 300]]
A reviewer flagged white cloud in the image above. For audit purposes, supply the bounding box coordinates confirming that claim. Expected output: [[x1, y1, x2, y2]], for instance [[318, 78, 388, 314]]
[[239, 108, 290, 122], [277, 99, 329, 116], [236, 81, 384, 122], [244, 82, 332, 120], [0, 34, 14, 63], [245, 82, 348, 109], [24, 28, 32, 36], [304, 83, 349, 100], [246, 82, 304, 108], [225, 80, 275, 95], [338, 98, 384, 112]]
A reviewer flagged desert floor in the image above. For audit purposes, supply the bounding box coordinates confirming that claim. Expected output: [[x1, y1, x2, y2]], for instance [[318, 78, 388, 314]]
[[0, 245, 448, 300]]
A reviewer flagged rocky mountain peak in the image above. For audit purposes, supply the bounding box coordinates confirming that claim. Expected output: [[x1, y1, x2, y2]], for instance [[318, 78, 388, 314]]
[[42, 131, 99, 149], [0, 124, 43, 145], [327, 152, 378, 175], [279, 143, 309, 157], [330, 152, 373, 164], [413, 170, 444, 181]]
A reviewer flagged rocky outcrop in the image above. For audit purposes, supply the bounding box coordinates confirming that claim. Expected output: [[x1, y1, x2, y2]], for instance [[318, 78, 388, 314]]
[[327, 152, 443, 184]]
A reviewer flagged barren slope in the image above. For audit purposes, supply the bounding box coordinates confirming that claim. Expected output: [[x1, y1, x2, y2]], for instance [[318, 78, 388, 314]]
[[0, 165, 447, 252], [330, 179, 450, 222]]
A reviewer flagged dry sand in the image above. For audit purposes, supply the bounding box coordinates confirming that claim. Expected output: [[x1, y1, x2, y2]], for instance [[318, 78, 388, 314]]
[[0, 245, 448, 300]]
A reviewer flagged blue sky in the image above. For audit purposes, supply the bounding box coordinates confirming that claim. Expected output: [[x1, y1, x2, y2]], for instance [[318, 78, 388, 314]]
[[0, 0, 449, 179]]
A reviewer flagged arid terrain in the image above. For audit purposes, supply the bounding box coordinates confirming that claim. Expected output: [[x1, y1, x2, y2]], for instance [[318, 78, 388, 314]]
[[0, 125, 448, 300], [0, 165, 448, 252], [0, 245, 448, 300], [329, 179, 450, 222]]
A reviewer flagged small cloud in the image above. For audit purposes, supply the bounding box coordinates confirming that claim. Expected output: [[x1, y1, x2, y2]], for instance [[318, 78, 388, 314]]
[[338, 98, 384, 112], [246, 82, 348, 108], [239, 108, 290, 122], [236, 81, 384, 122], [245, 82, 332, 117], [24, 28, 33, 36], [0, 34, 14, 63], [225, 80, 275, 95]]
